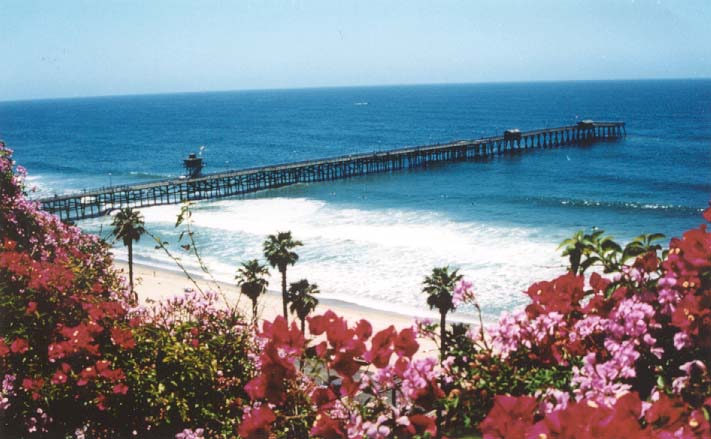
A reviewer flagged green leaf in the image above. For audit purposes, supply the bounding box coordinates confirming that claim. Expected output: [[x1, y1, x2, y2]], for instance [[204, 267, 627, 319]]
[[579, 257, 600, 273], [648, 233, 665, 242]]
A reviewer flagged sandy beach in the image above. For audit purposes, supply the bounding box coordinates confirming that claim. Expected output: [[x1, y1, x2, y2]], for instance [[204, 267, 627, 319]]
[[115, 261, 439, 357]]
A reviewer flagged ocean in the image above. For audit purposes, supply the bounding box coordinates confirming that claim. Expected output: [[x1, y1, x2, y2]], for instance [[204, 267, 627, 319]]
[[1, 80, 709, 321]]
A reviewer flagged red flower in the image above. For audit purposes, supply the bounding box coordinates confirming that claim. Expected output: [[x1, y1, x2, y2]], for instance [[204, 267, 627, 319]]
[[480, 395, 537, 439], [355, 319, 372, 341], [645, 393, 687, 431], [339, 375, 360, 398], [680, 226, 711, 269], [314, 341, 328, 358], [672, 294, 708, 336], [245, 362, 289, 404], [308, 311, 334, 336], [589, 272, 611, 294], [310, 413, 346, 439], [238, 406, 276, 439], [59, 322, 102, 355], [406, 414, 437, 436], [26, 260, 75, 292], [325, 317, 351, 349], [597, 393, 645, 437], [634, 251, 660, 273], [10, 338, 29, 354], [22, 378, 35, 391], [25, 301, 37, 315], [528, 396, 648, 439], [244, 374, 269, 401], [0, 338, 9, 357], [96, 360, 125, 381], [525, 273, 585, 317], [261, 316, 305, 356], [51, 370, 68, 385], [96, 394, 107, 411], [332, 352, 360, 378], [394, 327, 419, 359], [311, 386, 337, 409], [364, 326, 396, 368], [82, 302, 104, 321], [112, 383, 129, 395], [77, 366, 97, 386], [21, 377, 44, 400], [110, 327, 136, 350]]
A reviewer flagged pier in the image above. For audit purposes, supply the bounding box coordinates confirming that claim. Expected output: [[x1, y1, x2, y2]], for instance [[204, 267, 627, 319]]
[[39, 121, 625, 222]]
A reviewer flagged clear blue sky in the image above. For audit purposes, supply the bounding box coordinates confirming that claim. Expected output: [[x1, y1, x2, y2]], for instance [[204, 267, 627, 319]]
[[1, 0, 710, 101]]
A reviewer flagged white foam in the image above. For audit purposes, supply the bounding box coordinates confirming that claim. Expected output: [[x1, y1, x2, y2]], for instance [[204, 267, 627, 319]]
[[91, 197, 566, 321]]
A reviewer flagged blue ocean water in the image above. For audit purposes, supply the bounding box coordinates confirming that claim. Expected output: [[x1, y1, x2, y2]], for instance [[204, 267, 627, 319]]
[[1, 80, 709, 320]]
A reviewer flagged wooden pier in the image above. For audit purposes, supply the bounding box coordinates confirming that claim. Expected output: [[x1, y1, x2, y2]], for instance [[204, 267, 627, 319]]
[[39, 121, 625, 222]]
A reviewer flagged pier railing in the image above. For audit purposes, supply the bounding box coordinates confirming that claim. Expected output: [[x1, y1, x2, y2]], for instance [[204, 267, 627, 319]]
[[39, 121, 625, 221]]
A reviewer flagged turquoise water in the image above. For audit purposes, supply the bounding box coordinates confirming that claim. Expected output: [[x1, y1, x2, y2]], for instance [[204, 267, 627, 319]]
[[1, 80, 709, 320]]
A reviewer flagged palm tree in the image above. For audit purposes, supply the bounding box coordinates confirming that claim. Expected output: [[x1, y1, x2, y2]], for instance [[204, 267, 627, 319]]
[[263, 231, 303, 324], [288, 279, 319, 334], [111, 207, 146, 301], [235, 259, 270, 322], [422, 266, 463, 360]]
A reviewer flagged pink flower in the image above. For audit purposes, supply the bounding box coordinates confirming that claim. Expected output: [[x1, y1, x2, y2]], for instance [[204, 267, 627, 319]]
[[452, 279, 475, 307], [175, 428, 204, 439], [673, 331, 691, 350]]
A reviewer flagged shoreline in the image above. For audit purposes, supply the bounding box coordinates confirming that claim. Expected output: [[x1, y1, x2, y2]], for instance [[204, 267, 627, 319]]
[[114, 252, 484, 325], [115, 261, 440, 356]]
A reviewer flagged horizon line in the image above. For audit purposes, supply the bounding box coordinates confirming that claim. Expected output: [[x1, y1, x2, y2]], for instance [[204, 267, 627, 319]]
[[2, 76, 710, 104]]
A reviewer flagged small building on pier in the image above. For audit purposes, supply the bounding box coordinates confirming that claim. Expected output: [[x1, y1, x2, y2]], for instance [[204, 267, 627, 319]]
[[183, 153, 204, 179], [504, 129, 522, 141]]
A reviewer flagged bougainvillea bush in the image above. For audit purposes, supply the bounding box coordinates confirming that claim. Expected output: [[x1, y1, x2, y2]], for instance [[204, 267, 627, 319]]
[[1, 142, 137, 436], [442, 210, 711, 437], [109, 290, 255, 438], [238, 311, 441, 439], [1, 144, 255, 438]]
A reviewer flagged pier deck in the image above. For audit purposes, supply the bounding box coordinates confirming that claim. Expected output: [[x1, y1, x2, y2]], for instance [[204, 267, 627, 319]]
[[39, 121, 625, 221]]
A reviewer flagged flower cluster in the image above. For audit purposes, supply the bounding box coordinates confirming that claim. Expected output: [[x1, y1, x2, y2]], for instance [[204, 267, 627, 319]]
[[453, 203, 711, 436], [1, 143, 255, 438], [480, 391, 711, 438], [0, 143, 136, 436], [239, 310, 442, 438]]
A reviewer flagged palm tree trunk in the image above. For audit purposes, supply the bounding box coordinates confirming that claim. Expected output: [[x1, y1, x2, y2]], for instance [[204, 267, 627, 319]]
[[300, 317, 305, 335], [436, 312, 447, 438], [128, 241, 134, 299], [440, 311, 447, 360], [252, 298, 258, 324], [281, 269, 288, 323], [437, 311, 447, 439]]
